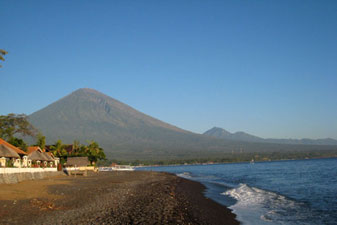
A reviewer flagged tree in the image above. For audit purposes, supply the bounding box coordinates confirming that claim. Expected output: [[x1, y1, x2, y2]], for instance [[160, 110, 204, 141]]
[[77, 144, 88, 156], [50, 140, 67, 158], [0, 113, 37, 140], [86, 141, 106, 165], [0, 49, 8, 68], [72, 140, 80, 156], [35, 133, 46, 150], [8, 137, 28, 152]]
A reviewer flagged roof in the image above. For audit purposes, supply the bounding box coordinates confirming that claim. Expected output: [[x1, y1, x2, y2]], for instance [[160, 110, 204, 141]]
[[46, 152, 55, 159], [42, 152, 54, 161], [0, 144, 20, 158], [27, 147, 55, 161], [27, 146, 43, 154], [64, 145, 74, 153], [28, 150, 48, 161], [0, 138, 27, 155], [44, 145, 52, 152], [66, 157, 89, 167]]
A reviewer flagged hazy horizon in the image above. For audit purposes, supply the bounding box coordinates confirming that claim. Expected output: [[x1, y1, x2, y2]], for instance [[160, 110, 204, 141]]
[[1, 1, 337, 139]]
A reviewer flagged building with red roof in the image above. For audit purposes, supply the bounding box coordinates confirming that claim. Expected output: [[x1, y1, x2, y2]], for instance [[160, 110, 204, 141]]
[[0, 138, 27, 167]]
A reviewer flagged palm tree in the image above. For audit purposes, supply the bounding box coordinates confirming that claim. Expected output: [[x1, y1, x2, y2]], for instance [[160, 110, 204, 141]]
[[86, 141, 106, 165], [35, 133, 46, 150], [72, 140, 80, 156], [0, 49, 8, 68], [50, 140, 67, 158]]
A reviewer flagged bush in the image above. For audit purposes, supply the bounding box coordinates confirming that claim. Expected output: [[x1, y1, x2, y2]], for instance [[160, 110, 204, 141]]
[[6, 160, 14, 167]]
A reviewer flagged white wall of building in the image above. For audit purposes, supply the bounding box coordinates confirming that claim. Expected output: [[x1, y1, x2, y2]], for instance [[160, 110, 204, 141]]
[[0, 167, 57, 174]]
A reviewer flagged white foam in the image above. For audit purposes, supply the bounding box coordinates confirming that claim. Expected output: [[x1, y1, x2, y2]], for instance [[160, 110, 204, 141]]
[[222, 184, 302, 225], [177, 172, 192, 179]]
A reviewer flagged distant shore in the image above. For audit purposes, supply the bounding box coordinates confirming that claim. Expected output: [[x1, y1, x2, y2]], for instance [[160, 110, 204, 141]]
[[133, 155, 337, 167], [0, 171, 239, 225]]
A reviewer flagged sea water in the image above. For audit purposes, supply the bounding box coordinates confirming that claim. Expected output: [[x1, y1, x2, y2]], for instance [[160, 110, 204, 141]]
[[138, 158, 337, 225]]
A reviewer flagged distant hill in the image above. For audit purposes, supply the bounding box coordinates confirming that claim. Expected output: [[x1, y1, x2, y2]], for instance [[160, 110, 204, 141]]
[[204, 127, 264, 142], [203, 127, 337, 146], [27, 88, 337, 160]]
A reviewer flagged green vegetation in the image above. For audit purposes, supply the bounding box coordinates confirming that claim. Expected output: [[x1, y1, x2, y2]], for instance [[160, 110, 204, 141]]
[[0, 113, 37, 151], [49, 139, 106, 166], [0, 49, 8, 68], [0, 113, 37, 140], [50, 139, 68, 157], [85, 141, 106, 165], [35, 133, 46, 150], [6, 159, 14, 167], [8, 137, 28, 152], [0, 113, 106, 165]]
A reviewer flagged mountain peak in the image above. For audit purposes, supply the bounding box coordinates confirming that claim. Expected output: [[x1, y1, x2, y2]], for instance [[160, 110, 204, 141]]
[[209, 127, 229, 132], [28, 88, 192, 158], [75, 87, 101, 93], [204, 127, 231, 137], [72, 88, 108, 97], [204, 127, 264, 142]]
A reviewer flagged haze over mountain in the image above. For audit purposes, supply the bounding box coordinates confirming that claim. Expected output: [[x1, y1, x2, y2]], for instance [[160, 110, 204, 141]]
[[28, 88, 336, 160], [204, 127, 337, 146]]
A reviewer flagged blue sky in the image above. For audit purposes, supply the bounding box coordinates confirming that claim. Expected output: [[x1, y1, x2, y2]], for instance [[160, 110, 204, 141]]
[[1, 0, 337, 139]]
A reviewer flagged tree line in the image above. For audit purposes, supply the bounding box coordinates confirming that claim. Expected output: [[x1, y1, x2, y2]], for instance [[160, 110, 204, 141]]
[[99, 149, 337, 166], [0, 113, 106, 165], [47, 139, 106, 165]]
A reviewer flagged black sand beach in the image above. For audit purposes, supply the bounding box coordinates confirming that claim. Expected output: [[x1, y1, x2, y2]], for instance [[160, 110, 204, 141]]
[[0, 171, 239, 225]]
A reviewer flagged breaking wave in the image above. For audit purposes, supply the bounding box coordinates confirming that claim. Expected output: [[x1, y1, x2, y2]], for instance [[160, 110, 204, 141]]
[[177, 172, 192, 179], [223, 184, 310, 225]]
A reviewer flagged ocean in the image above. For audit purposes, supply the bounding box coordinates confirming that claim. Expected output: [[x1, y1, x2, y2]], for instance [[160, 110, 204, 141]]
[[138, 158, 337, 225]]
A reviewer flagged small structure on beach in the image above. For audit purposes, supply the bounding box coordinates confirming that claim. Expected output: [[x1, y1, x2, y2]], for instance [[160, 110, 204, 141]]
[[0, 138, 60, 169], [27, 147, 46, 167], [66, 157, 90, 167], [27, 146, 58, 168], [0, 138, 27, 167], [46, 152, 60, 167], [65, 157, 92, 176], [0, 144, 20, 167]]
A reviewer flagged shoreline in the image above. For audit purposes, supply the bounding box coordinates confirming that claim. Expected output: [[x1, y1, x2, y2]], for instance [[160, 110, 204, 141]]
[[135, 155, 337, 167], [0, 171, 239, 225]]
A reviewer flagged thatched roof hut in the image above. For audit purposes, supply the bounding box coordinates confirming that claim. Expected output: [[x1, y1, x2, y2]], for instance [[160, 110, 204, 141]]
[[42, 152, 54, 162], [27, 146, 41, 154], [0, 138, 27, 156], [0, 144, 20, 158], [66, 157, 89, 167], [28, 150, 46, 161], [27, 146, 54, 162], [46, 152, 55, 159]]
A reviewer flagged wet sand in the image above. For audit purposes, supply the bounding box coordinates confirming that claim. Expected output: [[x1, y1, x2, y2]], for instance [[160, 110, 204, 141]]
[[0, 171, 239, 225]]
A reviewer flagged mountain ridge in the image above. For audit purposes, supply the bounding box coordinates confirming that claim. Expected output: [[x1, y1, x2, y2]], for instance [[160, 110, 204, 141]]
[[203, 127, 337, 145]]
